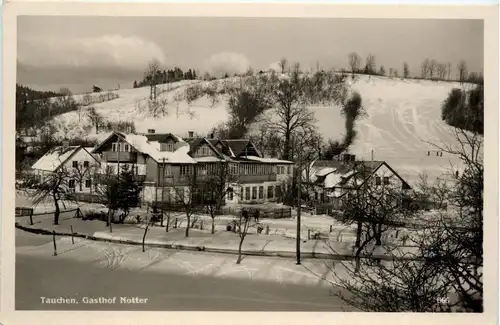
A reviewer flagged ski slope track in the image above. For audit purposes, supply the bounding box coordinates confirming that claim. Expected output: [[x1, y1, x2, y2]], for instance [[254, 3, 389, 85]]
[[50, 75, 474, 186]]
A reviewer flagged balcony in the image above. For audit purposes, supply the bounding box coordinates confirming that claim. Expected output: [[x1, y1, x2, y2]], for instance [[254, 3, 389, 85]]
[[103, 151, 137, 163], [238, 174, 277, 184], [96, 174, 146, 184]]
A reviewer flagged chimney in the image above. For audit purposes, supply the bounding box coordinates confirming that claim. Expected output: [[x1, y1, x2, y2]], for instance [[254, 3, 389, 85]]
[[188, 131, 194, 138], [209, 132, 214, 139], [62, 140, 70, 150], [148, 129, 155, 134]]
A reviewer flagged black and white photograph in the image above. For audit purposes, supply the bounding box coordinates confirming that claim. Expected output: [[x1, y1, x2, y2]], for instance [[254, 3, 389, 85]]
[[6, 3, 497, 320]]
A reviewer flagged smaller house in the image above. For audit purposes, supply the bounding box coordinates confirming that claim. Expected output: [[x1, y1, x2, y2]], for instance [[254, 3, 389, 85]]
[[31, 143, 101, 193], [306, 154, 411, 210]]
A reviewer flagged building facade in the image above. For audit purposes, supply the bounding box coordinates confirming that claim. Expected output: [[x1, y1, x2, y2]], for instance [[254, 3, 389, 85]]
[[91, 130, 294, 206], [31, 144, 100, 193]]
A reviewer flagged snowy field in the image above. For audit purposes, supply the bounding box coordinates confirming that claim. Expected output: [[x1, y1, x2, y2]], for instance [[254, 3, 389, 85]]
[[48, 74, 472, 185]]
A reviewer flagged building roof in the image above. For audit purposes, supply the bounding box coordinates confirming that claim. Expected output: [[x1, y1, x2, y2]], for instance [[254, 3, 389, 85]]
[[307, 159, 409, 190], [32, 146, 93, 172], [221, 140, 252, 158], [144, 133, 182, 143], [239, 155, 293, 164], [93, 132, 196, 164]]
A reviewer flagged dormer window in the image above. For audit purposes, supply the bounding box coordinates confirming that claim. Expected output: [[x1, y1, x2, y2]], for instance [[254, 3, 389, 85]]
[[112, 142, 131, 152], [167, 143, 174, 152]]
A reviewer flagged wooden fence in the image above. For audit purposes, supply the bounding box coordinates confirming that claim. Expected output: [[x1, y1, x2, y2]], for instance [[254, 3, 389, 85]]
[[221, 206, 292, 219], [66, 193, 108, 204]]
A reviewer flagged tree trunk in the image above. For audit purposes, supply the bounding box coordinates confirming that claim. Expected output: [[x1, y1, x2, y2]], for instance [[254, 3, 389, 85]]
[[236, 236, 244, 264], [376, 223, 382, 246], [355, 220, 363, 248], [283, 129, 291, 160], [106, 205, 112, 227], [355, 256, 361, 273], [166, 212, 170, 232], [142, 224, 149, 252], [185, 214, 190, 237], [374, 223, 382, 246], [53, 193, 60, 225], [211, 216, 215, 235]]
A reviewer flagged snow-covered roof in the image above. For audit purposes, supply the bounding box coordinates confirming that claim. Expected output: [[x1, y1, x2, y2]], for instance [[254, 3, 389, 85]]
[[122, 133, 196, 164], [194, 156, 226, 162], [315, 167, 337, 177], [32, 146, 81, 172], [324, 173, 343, 188], [243, 155, 293, 164]]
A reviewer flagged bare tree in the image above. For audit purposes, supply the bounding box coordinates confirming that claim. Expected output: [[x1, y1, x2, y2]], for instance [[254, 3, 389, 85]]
[[403, 62, 410, 78], [200, 161, 239, 234], [437, 63, 447, 80], [334, 164, 414, 271], [421, 59, 430, 79], [145, 58, 161, 100], [265, 71, 348, 160], [279, 57, 288, 74], [235, 209, 253, 264], [389, 68, 394, 78], [171, 167, 201, 238], [71, 161, 98, 192], [86, 107, 104, 134], [364, 54, 376, 76], [328, 127, 483, 312], [348, 52, 361, 77], [428, 59, 438, 79], [27, 163, 75, 225], [457, 60, 468, 84], [447, 62, 452, 80]]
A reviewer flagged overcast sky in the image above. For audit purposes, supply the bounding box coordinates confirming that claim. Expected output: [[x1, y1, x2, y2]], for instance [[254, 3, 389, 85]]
[[17, 16, 483, 94]]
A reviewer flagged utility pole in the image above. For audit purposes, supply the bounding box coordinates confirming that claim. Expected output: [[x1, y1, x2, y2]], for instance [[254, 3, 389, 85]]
[[161, 158, 165, 227], [296, 138, 302, 265]]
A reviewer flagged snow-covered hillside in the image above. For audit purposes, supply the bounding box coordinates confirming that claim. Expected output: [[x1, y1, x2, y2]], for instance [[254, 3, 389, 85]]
[[50, 74, 469, 185]]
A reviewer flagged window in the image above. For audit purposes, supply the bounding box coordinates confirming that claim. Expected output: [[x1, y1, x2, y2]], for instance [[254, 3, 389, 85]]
[[72, 161, 78, 168], [230, 163, 238, 175], [252, 187, 257, 200], [268, 185, 274, 199], [198, 165, 207, 175], [85, 179, 91, 188], [124, 144, 130, 152], [69, 179, 75, 188], [227, 187, 234, 201], [164, 165, 172, 176], [83, 161, 89, 168], [167, 143, 174, 152], [375, 176, 381, 185], [259, 186, 264, 199], [287, 166, 291, 174], [245, 187, 251, 200], [112, 143, 117, 152], [180, 165, 192, 175], [135, 165, 139, 175], [384, 176, 390, 185]]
